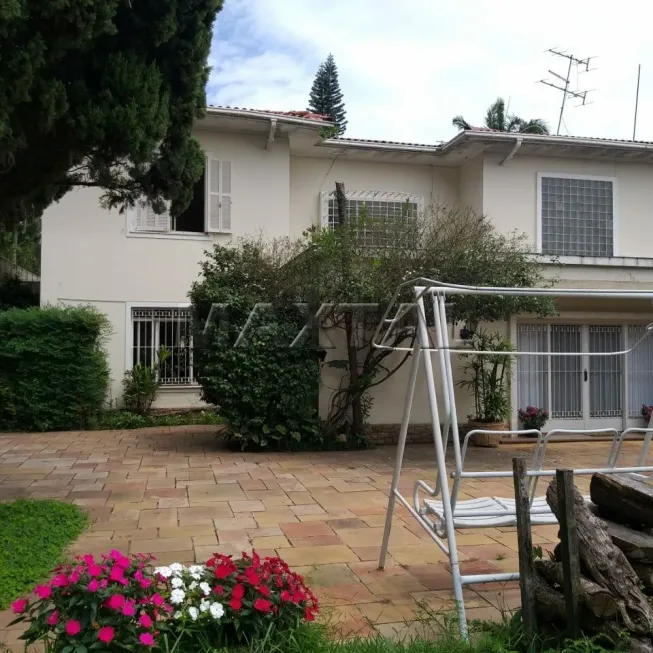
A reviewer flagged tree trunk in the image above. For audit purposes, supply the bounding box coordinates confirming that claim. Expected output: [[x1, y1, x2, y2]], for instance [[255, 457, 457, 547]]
[[534, 559, 619, 618], [546, 477, 653, 636], [590, 473, 653, 529], [344, 313, 364, 436]]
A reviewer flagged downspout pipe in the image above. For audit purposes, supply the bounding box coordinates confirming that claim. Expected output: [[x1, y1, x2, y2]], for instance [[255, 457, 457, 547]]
[[266, 118, 277, 151], [499, 137, 522, 165]]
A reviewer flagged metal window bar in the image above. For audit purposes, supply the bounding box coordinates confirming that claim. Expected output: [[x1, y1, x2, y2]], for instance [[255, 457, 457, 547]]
[[132, 308, 193, 385], [375, 278, 653, 640]]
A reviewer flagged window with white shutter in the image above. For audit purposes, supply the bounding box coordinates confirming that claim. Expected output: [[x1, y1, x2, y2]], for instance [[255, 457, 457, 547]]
[[132, 203, 170, 232], [206, 158, 232, 233]]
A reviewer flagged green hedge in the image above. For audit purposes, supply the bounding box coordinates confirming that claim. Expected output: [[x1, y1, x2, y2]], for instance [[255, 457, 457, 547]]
[[0, 307, 110, 432]]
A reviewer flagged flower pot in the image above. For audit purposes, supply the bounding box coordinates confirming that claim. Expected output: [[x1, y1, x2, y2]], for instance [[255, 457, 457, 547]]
[[468, 420, 508, 448]]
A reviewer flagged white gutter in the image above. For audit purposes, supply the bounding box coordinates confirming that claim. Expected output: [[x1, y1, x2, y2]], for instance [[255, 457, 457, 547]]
[[205, 106, 330, 129], [320, 138, 443, 154], [265, 118, 277, 150], [499, 137, 522, 165]]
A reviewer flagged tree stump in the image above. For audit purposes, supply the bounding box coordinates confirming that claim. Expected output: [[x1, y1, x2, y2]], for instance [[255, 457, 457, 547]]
[[590, 473, 653, 529]]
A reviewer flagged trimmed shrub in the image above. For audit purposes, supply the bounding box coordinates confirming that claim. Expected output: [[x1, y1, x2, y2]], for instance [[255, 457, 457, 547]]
[[190, 243, 321, 450], [0, 277, 39, 311], [0, 307, 110, 431]]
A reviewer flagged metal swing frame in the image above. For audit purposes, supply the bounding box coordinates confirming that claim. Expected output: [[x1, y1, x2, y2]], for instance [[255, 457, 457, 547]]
[[373, 279, 653, 639]]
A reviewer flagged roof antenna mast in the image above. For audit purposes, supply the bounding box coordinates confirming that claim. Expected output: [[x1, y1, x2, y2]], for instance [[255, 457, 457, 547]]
[[538, 49, 596, 135]]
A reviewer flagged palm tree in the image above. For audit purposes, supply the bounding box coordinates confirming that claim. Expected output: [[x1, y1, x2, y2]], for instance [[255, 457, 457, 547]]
[[452, 97, 549, 135]]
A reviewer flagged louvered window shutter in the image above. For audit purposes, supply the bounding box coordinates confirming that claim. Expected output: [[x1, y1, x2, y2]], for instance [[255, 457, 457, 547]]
[[132, 203, 170, 232], [206, 157, 232, 233]]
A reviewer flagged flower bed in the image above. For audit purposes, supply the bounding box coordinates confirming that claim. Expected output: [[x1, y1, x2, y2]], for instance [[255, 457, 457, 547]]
[[9, 549, 318, 651]]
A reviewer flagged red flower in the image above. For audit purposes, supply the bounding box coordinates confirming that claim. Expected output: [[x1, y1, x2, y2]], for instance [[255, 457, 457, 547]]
[[65, 620, 81, 636], [305, 607, 315, 621], [107, 594, 126, 610], [231, 583, 245, 599], [257, 584, 271, 598], [34, 585, 51, 600], [139, 633, 155, 647], [213, 585, 225, 595], [11, 598, 28, 614], [253, 598, 272, 613], [98, 626, 115, 643], [229, 597, 242, 611], [280, 590, 291, 602], [245, 567, 260, 585], [214, 563, 233, 579], [47, 611, 59, 627], [139, 614, 153, 628]]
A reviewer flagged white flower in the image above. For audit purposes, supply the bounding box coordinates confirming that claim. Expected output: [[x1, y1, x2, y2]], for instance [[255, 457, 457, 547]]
[[187, 606, 199, 621], [169, 563, 185, 575], [171, 577, 185, 589], [173, 611, 183, 620], [199, 582, 211, 596], [154, 566, 172, 578], [189, 565, 205, 576], [199, 599, 210, 613], [209, 602, 224, 620], [170, 589, 186, 605], [188, 581, 198, 591]]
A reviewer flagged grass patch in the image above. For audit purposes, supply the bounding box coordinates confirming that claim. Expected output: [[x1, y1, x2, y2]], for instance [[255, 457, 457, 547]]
[[0, 499, 88, 608]]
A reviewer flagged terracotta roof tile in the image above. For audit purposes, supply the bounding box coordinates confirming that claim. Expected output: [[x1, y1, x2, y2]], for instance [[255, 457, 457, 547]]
[[207, 105, 331, 122]]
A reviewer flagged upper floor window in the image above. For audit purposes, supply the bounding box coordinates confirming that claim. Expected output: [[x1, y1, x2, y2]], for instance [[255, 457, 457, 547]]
[[130, 157, 232, 235], [540, 175, 614, 257], [319, 190, 423, 247]]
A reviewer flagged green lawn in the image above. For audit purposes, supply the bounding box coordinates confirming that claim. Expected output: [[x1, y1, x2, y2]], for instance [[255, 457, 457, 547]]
[[0, 499, 88, 609]]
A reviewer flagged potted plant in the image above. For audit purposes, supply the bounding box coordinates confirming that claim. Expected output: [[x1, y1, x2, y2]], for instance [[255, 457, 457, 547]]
[[518, 406, 549, 434], [642, 404, 653, 425], [457, 329, 514, 447]]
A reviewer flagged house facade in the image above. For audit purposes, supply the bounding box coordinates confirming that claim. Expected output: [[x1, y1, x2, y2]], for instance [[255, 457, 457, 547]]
[[40, 106, 653, 433]]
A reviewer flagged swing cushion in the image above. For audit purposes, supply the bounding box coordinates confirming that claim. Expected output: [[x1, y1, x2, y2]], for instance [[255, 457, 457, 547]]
[[423, 495, 589, 529]]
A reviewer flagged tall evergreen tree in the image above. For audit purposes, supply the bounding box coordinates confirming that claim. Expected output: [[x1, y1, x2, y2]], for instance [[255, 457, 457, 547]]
[[308, 54, 347, 135], [0, 0, 223, 228]]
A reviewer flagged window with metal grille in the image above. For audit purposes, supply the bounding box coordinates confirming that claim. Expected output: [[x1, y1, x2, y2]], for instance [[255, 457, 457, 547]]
[[132, 307, 194, 385], [540, 176, 614, 257], [320, 190, 423, 247]]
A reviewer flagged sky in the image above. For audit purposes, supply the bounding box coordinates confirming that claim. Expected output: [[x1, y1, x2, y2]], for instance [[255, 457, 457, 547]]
[[209, 0, 653, 145]]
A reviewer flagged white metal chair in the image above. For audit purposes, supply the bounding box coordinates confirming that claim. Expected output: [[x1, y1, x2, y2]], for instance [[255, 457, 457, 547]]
[[373, 279, 653, 639]]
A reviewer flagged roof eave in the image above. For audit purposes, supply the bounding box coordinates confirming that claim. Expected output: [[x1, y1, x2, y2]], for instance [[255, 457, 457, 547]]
[[204, 106, 333, 129]]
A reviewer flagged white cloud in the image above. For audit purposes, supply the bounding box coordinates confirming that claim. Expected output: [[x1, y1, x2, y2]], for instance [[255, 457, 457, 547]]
[[210, 0, 653, 143]]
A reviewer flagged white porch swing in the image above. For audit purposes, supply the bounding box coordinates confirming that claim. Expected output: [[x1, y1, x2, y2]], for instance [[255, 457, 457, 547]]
[[373, 279, 653, 639]]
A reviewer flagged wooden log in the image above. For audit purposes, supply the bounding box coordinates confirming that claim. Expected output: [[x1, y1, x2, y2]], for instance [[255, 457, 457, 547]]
[[602, 519, 653, 563], [534, 559, 619, 618], [590, 473, 653, 529], [532, 568, 567, 623], [547, 477, 653, 636]]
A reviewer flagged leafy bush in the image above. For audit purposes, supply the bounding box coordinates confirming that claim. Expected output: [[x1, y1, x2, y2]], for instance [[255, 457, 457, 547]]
[[0, 500, 88, 609], [190, 243, 321, 450], [10, 550, 170, 651], [122, 346, 170, 414], [0, 306, 110, 431], [94, 409, 222, 430], [0, 277, 39, 311], [157, 552, 318, 646]]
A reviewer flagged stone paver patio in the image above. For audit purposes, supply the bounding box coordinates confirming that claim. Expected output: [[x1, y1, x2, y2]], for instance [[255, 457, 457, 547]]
[[0, 427, 641, 647]]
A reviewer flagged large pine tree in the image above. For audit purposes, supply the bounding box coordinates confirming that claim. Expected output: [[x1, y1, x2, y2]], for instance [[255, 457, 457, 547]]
[[308, 54, 347, 135]]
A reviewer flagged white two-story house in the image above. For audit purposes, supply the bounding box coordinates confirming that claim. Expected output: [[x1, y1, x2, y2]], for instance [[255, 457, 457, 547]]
[[40, 106, 653, 435]]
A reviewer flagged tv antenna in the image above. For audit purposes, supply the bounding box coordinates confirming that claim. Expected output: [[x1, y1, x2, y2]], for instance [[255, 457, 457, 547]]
[[539, 48, 596, 135]]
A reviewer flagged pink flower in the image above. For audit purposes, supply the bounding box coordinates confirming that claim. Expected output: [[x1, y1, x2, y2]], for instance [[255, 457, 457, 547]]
[[151, 593, 164, 607], [139, 614, 153, 628], [47, 611, 59, 627], [68, 572, 80, 584], [88, 564, 103, 578], [51, 574, 68, 587], [65, 620, 81, 636], [107, 594, 126, 610], [138, 578, 152, 589], [109, 566, 125, 583], [34, 585, 52, 600], [109, 549, 123, 560], [98, 626, 115, 643], [88, 579, 99, 592], [11, 598, 28, 614], [122, 600, 136, 617], [139, 633, 155, 647], [83, 554, 95, 566]]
